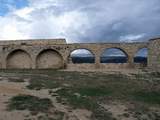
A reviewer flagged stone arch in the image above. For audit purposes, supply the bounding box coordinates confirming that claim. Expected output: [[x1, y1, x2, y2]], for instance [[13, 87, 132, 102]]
[[36, 49, 63, 69], [100, 48, 128, 63], [6, 49, 32, 69], [68, 48, 95, 63], [134, 48, 148, 64]]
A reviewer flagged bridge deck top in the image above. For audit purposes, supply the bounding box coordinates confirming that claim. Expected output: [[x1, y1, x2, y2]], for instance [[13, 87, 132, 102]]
[[0, 39, 67, 45], [0, 39, 149, 46]]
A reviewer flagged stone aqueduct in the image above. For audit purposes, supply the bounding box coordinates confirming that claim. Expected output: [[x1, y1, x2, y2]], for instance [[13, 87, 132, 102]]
[[0, 38, 159, 70]]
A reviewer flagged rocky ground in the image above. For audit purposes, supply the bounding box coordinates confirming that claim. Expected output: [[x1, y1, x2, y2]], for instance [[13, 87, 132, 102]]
[[0, 69, 159, 120]]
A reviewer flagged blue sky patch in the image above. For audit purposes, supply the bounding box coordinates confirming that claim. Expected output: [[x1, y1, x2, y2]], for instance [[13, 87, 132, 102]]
[[0, 0, 28, 16]]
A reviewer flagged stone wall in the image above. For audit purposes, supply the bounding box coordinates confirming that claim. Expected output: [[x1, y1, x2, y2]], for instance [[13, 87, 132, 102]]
[[0, 38, 158, 70], [6, 50, 32, 69], [148, 38, 160, 70], [0, 39, 66, 45], [67, 64, 96, 70], [67, 63, 146, 70], [36, 49, 63, 69]]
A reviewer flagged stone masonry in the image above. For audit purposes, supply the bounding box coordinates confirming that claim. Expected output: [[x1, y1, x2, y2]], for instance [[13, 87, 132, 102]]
[[0, 38, 159, 70]]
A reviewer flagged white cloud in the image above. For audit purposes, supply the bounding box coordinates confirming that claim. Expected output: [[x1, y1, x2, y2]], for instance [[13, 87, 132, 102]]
[[28, 0, 59, 9], [0, 15, 29, 40], [13, 7, 34, 20], [71, 49, 94, 57], [0, 0, 160, 42], [0, 0, 90, 42], [119, 34, 146, 42]]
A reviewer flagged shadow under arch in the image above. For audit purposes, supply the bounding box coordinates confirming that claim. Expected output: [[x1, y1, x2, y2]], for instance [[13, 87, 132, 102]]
[[36, 49, 63, 69], [100, 48, 128, 63], [6, 49, 32, 69], [68, 48, 95, 63]]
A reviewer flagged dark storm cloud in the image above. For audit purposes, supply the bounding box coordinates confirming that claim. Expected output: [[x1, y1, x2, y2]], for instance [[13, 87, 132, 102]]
[[0, 0, 160, 43], [55, 0, 160, 42]]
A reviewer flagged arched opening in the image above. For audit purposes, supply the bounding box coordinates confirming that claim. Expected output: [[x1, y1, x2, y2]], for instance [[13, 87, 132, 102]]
[[69, 49, 95, 63], [134, 48, 148, 65], [36, 49, 63, 69], [100, 48, 128, 63], [6, 49, 32, 69]]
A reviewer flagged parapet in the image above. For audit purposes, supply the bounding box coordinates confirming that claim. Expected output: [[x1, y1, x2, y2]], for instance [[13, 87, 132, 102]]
[[149, 37, 160, 41], [0, 39, 67, 45]]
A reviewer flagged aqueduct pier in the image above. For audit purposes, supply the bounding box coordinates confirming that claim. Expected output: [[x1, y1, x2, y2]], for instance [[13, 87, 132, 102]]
[[0, 38, 159, 70]]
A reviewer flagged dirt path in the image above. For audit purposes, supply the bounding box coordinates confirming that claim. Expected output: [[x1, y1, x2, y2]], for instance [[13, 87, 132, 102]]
[[0, 78, 92, 120]]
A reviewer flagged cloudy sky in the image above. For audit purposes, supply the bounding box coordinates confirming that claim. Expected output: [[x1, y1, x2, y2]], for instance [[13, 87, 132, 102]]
[[0, 0, 160, 43]]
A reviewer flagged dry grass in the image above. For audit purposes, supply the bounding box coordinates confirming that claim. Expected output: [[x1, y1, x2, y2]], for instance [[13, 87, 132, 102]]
[[0, 69, 160, 120]]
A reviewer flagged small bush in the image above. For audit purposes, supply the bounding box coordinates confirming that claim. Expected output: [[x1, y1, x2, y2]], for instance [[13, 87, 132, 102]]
[[132, 91, 160, 105], [56, 88, 98, 110], [27, 77, 59, 90], [77, 87, 112, 96], [7, 95, 53, 114], [8, 78, 25, 82]]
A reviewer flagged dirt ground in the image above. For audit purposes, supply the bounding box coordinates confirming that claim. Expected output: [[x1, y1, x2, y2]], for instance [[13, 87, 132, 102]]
[[0, 69, 159, 120], [0, 79, 91, 120]]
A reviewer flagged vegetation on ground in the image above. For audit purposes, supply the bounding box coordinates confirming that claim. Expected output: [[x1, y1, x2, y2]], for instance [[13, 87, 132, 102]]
[[1, 69, 160, 120], [8, 78, 25, 82], [7, 95, 53, 115]]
